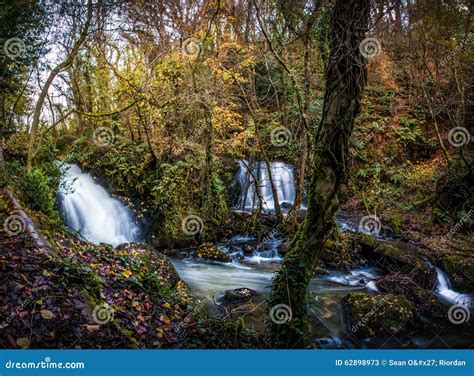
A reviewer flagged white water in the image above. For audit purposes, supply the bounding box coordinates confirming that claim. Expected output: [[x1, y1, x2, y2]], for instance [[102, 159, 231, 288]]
[[323, 268, 379, 292], [232, 160, 302, 213], [435, 267, 472, 307], [219, 234, 283, 264], [58, 164, 141, 247]]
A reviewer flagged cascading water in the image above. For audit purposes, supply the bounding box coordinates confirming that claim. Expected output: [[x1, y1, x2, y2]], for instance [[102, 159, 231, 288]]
[[232, 160, 302, 213], [435, 267, 472, 307], [57, 163, 141, 247]]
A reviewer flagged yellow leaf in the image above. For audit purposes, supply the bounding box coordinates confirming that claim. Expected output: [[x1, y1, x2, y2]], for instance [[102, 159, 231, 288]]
[[122, 269, 132, 278], [84, 324, 100, 333], [132, 301, 141, 311], [16, 337, 30, 348], [164, 302, 171, 309], [40, 309, 55, 320]]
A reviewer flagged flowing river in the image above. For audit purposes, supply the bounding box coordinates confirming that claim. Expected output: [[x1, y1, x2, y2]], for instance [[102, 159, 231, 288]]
[[57, 162, 473, 348]]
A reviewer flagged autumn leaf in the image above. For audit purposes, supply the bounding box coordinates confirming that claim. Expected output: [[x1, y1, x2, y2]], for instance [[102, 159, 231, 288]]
[[40, 309, 55, 320], [121, 269, 132, 278], [16, 337, 30, 349], [83, 324, 101, 333], [132, 301, 141, 311]]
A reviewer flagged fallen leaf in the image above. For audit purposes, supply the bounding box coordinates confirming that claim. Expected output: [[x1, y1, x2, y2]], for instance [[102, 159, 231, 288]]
[[121, 269, 132, 278], [83, 324, 100, 333], [40, 309, 55, 320], [16, 337, 30, 349]]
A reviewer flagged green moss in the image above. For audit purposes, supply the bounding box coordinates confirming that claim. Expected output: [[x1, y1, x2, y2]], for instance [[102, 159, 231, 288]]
[[390, 214, 403, 236], [375, 243, 403, 258], [321, 232, 353, 267], [344, 292, 414, 338], [359, 234, 379, 250]]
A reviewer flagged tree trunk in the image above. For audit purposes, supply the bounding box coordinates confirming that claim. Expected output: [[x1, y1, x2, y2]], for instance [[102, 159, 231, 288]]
[[26, 0, 93, 171], [0, 124, 4, 167], [268, 0, 370, 348]]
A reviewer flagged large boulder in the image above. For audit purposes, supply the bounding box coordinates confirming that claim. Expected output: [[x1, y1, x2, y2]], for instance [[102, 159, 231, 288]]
[[216, 288, 259, 305], [195, 243, 231, 263], [343, 292, 414, 339]]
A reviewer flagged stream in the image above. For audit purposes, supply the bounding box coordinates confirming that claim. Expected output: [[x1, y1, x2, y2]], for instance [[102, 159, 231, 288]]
[[58, 162, 473, 348]]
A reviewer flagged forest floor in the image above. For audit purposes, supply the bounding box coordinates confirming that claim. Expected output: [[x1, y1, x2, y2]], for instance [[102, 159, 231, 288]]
[[0, 189, 268, 349]]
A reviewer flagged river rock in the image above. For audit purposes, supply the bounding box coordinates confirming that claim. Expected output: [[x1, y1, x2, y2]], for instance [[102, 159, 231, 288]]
[[343, 292, 414, 339], [216, 288, 258, 305], [195, 243, 231, 263]]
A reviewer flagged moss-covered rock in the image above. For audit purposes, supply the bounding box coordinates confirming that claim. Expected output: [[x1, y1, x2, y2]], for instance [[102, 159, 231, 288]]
[[195, 242, 231, 263], [359, 235, 435, 289], [343, 292, 415, 338], [216, 288, 258, 304]]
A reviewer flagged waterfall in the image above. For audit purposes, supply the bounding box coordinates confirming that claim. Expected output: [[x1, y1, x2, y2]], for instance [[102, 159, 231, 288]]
[[57, 163, 141, 247], [435, 267, 472, 307], [232, 160, 303, 213]]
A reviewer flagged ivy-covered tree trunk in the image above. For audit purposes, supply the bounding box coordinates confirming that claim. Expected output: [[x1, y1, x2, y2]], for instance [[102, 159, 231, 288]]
[[268, 0, 370, 348]]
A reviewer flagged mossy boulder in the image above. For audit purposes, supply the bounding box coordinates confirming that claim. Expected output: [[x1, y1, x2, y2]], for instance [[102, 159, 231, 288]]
[[343, 292, 414, 338], [359, 235, 435, 289], [195, 243, 231, 263], [216, 288, 258, 304]]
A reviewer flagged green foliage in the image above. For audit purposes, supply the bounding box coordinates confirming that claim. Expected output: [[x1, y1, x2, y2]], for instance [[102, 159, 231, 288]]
[[392, 117, 424, 145], [151, 162, 187, 240], [21, 168, 56, 214], [1, 136, 60, 217]]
